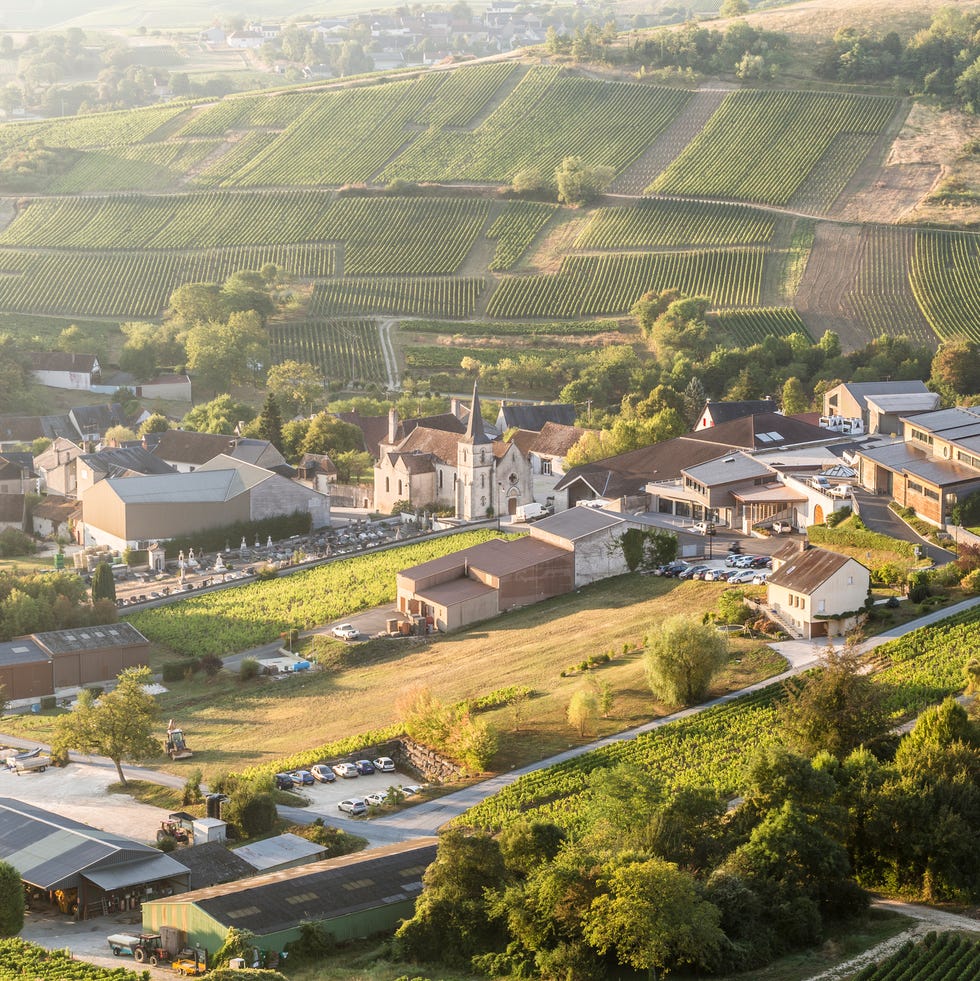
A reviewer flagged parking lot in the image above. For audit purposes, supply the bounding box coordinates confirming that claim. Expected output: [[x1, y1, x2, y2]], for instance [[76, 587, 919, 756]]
[[285, 764, 422, 816]]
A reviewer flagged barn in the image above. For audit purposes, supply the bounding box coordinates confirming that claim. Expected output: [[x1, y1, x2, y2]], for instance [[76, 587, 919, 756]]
[[0, 798, 190, 920], [142, 839, 438, 957]]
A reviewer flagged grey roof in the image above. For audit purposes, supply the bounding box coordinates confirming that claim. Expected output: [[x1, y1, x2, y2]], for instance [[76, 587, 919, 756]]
[[0, 637, 48, 668], [169, 841, 255, 890], [101, 469, 243, 504], [152, 430, 269, 467], [29, 352, 99, 374], [839, 380, 930, 410], [145, 839, 439, 936], [0, 797, 166, 890], [857, 441, 979, 487], [701, 399, 776, 425], [233, 833, 327, 871], [462, 381, 492, 445], [864, 393, 940, 413], [33, 622, 148, 656], [0, 451, 36, 475], [497, 402, 577, 432], [196, 454, 276, 490], [83, 852, 189, 891], [530, 506, 627, 541], [0, 414, 74, 443], [687, 412, 835, 450], [80, 446, 175, 478], [767, 546, 861, 594], [70, 403, 126, 435], [681, 452, 774, 486]]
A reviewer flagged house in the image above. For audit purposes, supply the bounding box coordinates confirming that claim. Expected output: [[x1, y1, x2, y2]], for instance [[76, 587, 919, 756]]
[[296, 453, 337, 494], [0, 453, 34, 494], [227, 29, 264, 48], [864, 392, 940, 437], [28, 352, 101, 390], [142, 839, 438, 955], [340, 408, 466, 461], [508, 422, 593, 512], [70, 404, 134, 443], [696, 398, 777, 430], [0, 798, 190, 920], [0, 413, 75, 450], [152, 430, 288, 474], [75, 446, 176, 498], [766, 540, 870, 639], [34, 437, 83, 497], [80, 456, 329, 551], [822, 381, 931, 432], [855, 405, 980, 526], [232, 833, 328, 874], [0, 495, 25, 531], [496, 402, 577, 434], [374, 385, 532, 518], [31, 495, 76, 539]]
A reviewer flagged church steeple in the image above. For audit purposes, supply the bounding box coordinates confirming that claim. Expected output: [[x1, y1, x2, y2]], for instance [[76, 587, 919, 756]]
[[463, 379, 491, 444]]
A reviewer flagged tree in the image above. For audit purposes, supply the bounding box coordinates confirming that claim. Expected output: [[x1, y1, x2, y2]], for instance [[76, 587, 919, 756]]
[[778, 642, 887, 759], [567, 688, 599, 736], [139, 413, 170, 436], [780, 376, 809, 414], [682, 376, 706, 428], [332, 449, 373, 483], [183, 311, 267, 394], [554, 156, 615, 205], [53, 666, 160, 783], [256, 394, 283, 450], [720, 0, 750, 15], [931, 339, 980, 401], [299, 412, 364, 457], [645, 615, 728, 705], [181, 395, 255, 435], [583, 856, 723, 977], [266, 360, 324, 415], [103, 424, 137, 445], [0, 860, 23, 937], [90, 561, 116, 603]]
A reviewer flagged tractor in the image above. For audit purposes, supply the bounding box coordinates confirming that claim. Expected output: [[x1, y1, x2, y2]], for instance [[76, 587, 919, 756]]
[[165, 719, 192, 760], [156, 819, 189, 845]]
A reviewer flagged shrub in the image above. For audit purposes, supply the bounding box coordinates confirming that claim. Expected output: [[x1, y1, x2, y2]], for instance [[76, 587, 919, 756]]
[[930, 563, 964, 587], [200, 653, 224, 678], [239, 658, 260, 681], [826, 506, 851, 528], [961, 568, 980, 593], [163, 659, 198, 682]]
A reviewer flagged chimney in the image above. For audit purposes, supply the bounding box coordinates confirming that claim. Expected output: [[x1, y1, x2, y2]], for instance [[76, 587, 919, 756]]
[[387, 407, 398, 445], [450, 397, 461, 419]]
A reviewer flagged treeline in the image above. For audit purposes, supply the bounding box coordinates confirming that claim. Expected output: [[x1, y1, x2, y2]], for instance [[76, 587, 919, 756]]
[[0, 570, 117, 641]]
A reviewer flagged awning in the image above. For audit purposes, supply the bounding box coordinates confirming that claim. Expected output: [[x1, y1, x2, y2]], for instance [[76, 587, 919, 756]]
[[83, 853, 190, 892]]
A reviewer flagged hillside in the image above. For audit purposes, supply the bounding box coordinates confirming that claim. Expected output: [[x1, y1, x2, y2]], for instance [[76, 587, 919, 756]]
[[0, 45, 979, 397]]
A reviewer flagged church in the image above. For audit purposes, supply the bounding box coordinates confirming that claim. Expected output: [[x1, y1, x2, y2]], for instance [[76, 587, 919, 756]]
[[373, 383, 532, 519]]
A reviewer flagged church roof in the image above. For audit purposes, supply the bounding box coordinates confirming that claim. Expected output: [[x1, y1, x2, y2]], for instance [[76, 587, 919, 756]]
[[461, 382, 491, 445]]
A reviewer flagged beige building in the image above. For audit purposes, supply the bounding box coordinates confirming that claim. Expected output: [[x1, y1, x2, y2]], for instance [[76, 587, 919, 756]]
[[80, 455, 329, 550], [822, 381, 931, 432], [766, 541, 870, 639], [34, 438, 83, 498]]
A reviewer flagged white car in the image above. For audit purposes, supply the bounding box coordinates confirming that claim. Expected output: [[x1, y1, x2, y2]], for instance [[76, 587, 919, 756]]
[[332, 762, 359, 779], [400, 784, 424, 797], [331, 623, 359, 640], [729, 570, 757, 585], [338, 797, 367, 816], [364, 792, 388, 807], [373, 756, 395, 772], [752, 572, 770, 585]]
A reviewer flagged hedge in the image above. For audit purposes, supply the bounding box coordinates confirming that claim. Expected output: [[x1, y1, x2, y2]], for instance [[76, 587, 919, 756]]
[[807, 524, 915, 558]]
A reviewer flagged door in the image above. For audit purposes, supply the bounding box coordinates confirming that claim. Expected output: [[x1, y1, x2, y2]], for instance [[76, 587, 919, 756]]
[[508, 496, 517, 515]]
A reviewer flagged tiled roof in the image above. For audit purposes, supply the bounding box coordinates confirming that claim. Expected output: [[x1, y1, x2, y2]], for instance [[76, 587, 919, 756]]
[[33, 622, 148, 656], [396, 426, 463, 464], [80, 447, 175, 477], [497, 403, 576, 432], [529, 422, 592, 457], [687, 412, 833, 450], [29, 352, 98, 374], [767, 546, 858, 594]]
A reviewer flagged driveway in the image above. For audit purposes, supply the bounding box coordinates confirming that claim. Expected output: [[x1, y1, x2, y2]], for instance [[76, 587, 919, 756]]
[[852, 488, 954, 565]]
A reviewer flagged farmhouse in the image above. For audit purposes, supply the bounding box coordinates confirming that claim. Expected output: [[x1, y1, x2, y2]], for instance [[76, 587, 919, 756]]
[[31, 494, 76, 539], [0, 453, 33, 494], [28, 352, 101, 390], [766, 540, 870, 639], [142, 839, 438, 956], [0, 798, 190, 920], [75, 446, 176, 498], [0, 622, 151, 702]]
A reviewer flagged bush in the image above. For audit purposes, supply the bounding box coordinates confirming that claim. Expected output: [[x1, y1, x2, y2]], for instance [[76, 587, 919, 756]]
[[0, 528, 35, 557], [807, 521, 914, 557], [961, 568, 980, 593], [825, 506, 851, 528], [930, 563, 964, 587], [200, 652, 223, 678], [163, 659, 198, 682], [285, 920, 335, 962], [239, 658, 260, 681]]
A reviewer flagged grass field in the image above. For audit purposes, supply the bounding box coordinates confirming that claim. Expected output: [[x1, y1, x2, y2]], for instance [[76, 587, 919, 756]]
[[1, 577, 784, 778]]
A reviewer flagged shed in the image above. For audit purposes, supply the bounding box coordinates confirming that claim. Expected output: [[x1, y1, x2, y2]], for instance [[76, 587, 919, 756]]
[[32, 622, 151, 689], [0, 798, 190, 919], [0, 637, 52, 700], [142, 838, 438, 955], [169, 841, 254, 891]]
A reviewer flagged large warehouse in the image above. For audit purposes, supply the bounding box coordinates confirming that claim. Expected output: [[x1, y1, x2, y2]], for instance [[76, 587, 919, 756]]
[[0, 798, 190, 920], [142, 839, 438, 956], [0, 621, 150, 702]]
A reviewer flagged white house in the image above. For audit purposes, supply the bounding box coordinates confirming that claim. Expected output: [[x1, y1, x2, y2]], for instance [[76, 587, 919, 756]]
[[766, 541, 870, 639], [29, 353, 101, 391]]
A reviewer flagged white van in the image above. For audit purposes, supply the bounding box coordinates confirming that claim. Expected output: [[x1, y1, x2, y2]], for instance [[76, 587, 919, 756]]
[[515, 502, 548, 522]]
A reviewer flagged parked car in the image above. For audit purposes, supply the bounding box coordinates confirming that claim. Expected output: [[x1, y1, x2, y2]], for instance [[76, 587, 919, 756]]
[[354, 759, 375, 775], [332, 762, 359, 779], [703, 569, 732, 582], [728, 570, 757, 584], [364, 792, 388, 807], [657, 561, 688, 577], [310, 764, 336, 783], [772, 521, 792, 534], [338, 798, 367, 816], [400, 784, 424, 797], [752, 572, 770, 585], [274, 773, 294, 790], [331, 623, 359, 640], [678, 565, 709, 581], [290, 769, 314, 786], [749, 556, 772, 568], [732, 554, 758, 568], [373, 756, 395, 772]]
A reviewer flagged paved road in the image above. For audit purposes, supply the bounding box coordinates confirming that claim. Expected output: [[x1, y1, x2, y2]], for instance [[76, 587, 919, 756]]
[[852, 487, 954, 565]]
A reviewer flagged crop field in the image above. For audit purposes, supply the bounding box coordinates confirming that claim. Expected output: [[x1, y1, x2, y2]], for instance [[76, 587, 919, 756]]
[[0, 245, 336, 317], [854, 933, 980, 981], [193, 132, 278, 186], [487, 201, 557, 271], [575, 199, 776, 249], [379, 67, 692, 184], [310, 277, 484, 318], [788, 132, 880, 213], [649, 90, 899, 206], [459, 603, 979, 832], [16, 102, 189, 149], [709, 306, 812, 345], [414, 61, 519, 127], [0, 939, 145, 981], [176, 91, 322, 137], [268, 319, 386, 384], [486, 248, 764, 318], [403, 318, 623, 337], [909, 228, 980, 342]]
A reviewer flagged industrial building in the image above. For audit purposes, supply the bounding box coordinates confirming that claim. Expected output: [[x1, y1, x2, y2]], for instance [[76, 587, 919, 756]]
[[142, 839, 438, 955]]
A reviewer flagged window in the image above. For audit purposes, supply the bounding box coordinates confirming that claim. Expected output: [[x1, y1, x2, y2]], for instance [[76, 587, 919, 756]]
[[481, 474, 485, 489], [818, 599, 825, 613], [398, 480, 403, 495], [541, 459, 552, 475], [439, 470, 443, 489], [847, 576, 854, 585], [385, 477, 390, 493], [911, 429, 934, 447]]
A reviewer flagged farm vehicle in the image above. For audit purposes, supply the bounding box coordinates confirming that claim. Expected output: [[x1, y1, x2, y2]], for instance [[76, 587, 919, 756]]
[[165, 720, 192, 760], [106, 933, 171, 965]]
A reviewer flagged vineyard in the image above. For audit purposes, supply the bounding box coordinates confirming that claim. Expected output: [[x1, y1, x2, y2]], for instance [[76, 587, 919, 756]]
[[0, 939, 145, 981], [128, 529, 506, 657], [909, 229, 980, 342], [709, 307, 812, 345], [575, 199, 776, 249], [403, 318, 624, 337], [403, 343, 563, 369], [268, 319, 386, 384], [487, 201, 557, 270], [0, 245, 335, 318], [649, 90, 899, 206], [310, 277, 484, 319], [379, 67, 692, 184], [458, 605, 980, 832], [486, 248, 764, 318], [853, 933, 980, 981]]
